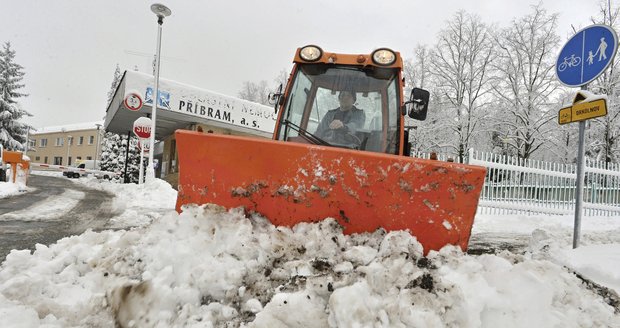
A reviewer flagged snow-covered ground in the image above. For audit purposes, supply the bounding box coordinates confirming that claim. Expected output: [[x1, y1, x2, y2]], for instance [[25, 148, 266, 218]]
[[0, 173, 619, 327]]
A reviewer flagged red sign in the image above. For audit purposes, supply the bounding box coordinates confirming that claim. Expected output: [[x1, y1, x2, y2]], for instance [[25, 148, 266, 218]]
[[133, 117, 152, 139], [137, 139, 150, 153], [124, 92, 143, 111]]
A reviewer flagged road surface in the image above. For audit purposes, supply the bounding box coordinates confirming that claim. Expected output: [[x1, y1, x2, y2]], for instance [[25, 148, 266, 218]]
[[0, 175, 115, 261]]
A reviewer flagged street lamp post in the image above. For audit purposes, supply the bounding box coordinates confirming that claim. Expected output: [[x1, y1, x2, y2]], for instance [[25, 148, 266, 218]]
[[25, 127, 31, 153], [147, 3, 171, 182], [66, 135, 72, 166], [94, 124, 102, 170]]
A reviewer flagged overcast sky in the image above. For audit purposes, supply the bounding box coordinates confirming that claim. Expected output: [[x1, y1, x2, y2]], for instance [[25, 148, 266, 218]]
[[0, 0, 607, 129]]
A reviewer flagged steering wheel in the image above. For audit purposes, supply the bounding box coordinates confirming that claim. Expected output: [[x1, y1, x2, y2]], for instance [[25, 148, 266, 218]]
[[324, 129, 362, 148], [344, 132, 362, 145]]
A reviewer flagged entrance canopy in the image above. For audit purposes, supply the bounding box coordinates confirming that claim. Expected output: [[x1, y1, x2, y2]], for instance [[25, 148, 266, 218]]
[[104, 71, 276, 139]]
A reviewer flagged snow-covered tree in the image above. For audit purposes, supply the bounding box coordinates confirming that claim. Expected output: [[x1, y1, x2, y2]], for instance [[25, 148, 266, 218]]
[[584, 2, 620, 164], [99, 132, 141, 183], [238, 80, 270, 105], [274, 69, 290, 89], [99, 132, 124, 182], [403, 45, 451, 155], [491, 4, 561, 160], [543, 90, 580, 162], [0, 42, 31, 150], [428, 11, 495, 162], [403, 45, 431, 93], [238, 69, 291, 106], [107, 64, 122, 105]]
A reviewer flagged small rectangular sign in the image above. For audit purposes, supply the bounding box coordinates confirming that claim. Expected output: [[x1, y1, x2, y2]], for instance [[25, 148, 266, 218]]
[[571, 99, 607, 122], [558, 106, 572, 125]]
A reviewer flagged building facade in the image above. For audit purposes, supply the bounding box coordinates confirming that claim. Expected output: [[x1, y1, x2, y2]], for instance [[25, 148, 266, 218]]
[[26, 122, 104, 167], [104, 71, 275, 186]]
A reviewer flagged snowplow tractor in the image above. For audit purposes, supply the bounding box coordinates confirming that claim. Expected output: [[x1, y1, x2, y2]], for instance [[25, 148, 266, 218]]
[[175, 46, 486, 254]]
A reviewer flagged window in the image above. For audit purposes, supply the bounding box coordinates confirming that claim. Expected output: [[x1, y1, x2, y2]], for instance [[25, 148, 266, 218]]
[[68, 157, 72, 166], [68, 136, 73, 146], [54, 157, 62, 165], [89, 135, 94, 144], [40, 139, 48, 147], [44, 156, 48, 164], [277, 64, 400, 154], [277, 69, 312, 140], [29, 139, 36, 148], [386, 77, 400, 154], [78, 136, 84, 145], [35, 156, 40, 161], [87, 156, 92, 160], [55, 138, 63, 146], [76, 156, 82, 160]]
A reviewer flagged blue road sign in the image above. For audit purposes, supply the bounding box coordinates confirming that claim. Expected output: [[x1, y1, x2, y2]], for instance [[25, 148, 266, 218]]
[[145, 87, 171, 109], [556, 24, 618, 87]]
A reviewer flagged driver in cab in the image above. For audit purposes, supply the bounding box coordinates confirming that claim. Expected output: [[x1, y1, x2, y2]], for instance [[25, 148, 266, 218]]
[[315, 90, 365, 144]]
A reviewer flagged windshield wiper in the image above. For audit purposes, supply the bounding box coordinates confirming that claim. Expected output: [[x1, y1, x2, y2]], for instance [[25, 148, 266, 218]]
[[283, 120, 332, 147]]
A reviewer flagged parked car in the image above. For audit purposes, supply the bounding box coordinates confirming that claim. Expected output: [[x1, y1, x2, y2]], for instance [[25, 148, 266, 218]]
[[63, 160, 99, 179]]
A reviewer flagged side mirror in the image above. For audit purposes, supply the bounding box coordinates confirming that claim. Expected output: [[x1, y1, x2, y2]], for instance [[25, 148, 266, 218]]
[[404, 88, 429, 121], [268, 83, 284, 114]]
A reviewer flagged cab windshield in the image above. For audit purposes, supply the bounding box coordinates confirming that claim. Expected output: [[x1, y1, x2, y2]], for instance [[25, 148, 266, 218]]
[[277, 64, 401, 154]]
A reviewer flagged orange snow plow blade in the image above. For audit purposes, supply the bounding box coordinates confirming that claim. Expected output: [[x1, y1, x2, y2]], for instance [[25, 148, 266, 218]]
[[175, 130, 486, 254]]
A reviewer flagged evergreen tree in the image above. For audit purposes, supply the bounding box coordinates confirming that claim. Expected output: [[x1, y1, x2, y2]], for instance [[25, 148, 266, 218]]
[[99, 132, 142, 183], [107, 64, 122, 105], [0, 42, 31, 150]]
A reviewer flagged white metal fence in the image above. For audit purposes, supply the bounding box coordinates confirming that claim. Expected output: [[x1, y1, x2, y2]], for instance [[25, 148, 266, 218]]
[[414, 150, 620, 216]]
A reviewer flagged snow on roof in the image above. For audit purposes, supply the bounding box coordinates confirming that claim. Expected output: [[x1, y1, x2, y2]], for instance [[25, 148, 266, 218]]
[[31, 121, 105, 135]]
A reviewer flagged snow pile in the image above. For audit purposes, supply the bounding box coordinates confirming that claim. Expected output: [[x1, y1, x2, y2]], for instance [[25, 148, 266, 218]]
[[528, 228, 620, 296], [556, 244, 620, 295], [1, 203, 618, 327], [71, 176, 177, 228], [475, 213, 620, 296], [0, 166, 31, 197], [0, 181, 28, 199]]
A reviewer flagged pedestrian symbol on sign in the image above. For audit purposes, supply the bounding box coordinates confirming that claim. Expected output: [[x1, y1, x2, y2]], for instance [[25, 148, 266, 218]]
[[596, 37, 608, 61]]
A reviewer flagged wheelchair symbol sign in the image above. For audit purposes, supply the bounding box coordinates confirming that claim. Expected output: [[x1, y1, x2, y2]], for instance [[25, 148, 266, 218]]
[[145, 87, 171, 109]]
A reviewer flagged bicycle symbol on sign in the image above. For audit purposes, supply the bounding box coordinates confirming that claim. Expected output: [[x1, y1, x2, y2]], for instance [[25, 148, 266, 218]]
[[558, 54, 581, 72]]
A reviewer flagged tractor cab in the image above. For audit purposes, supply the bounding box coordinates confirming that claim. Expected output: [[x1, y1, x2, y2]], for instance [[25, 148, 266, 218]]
[[273, 46, 429, 156]]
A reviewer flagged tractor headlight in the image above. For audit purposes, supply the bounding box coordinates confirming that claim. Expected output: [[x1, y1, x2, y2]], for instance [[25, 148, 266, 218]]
[[371, 48, 396, 66], [300, 45, 323, 62]]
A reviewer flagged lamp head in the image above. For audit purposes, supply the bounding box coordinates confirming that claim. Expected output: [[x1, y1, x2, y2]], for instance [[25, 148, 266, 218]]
[[151, 3, 171, 19]]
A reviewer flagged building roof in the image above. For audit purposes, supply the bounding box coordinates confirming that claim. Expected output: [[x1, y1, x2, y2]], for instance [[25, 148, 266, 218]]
[[31, 121, 105, 135]]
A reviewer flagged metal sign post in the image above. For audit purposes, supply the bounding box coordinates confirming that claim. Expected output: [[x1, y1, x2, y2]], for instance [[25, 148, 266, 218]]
[[573, 92, 587, 249], [138, 139, 145, 185], [133, 117, 152, 185], [556, 24, 618, 248]]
